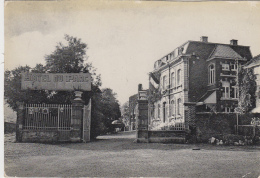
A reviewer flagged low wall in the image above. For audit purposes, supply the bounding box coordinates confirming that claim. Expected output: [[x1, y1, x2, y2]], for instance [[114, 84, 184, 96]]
[[22, 130, 59, 143], [148, 130, 186, 143], [136, 130, 186, 143], [21, 130, 81, 143]]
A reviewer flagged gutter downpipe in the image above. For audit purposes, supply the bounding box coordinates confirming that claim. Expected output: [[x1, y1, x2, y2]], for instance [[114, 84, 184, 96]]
[[168, 61, 171, 128]]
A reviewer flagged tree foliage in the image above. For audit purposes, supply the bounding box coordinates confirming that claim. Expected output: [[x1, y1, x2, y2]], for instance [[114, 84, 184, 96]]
[[4, 34, 120, 139], [4, 65, 49, 112], [120, 101, 130, 126], [237, 67, 256, 113]]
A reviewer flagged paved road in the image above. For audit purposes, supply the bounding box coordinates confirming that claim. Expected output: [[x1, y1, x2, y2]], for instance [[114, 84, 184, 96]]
[[4, 132, 260, 177]]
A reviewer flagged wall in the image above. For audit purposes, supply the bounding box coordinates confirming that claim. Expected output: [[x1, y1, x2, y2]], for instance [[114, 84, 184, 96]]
[[188, 55, 208, 102], [195, 113, 260, 142], [148, 130, 186, 143]]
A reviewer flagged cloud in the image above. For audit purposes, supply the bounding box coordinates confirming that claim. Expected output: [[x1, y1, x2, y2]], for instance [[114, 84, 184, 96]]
[[5, 31, 64, 70]]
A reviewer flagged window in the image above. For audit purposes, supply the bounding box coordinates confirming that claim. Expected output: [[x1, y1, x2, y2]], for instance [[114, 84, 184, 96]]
[[233, 87, 239, 98], [177, 69, 181, 86], [163, 102, 166, 123], [177, 98, 182, 115], [170, 100, 175, 116], [231, 63, 238, 71], [158, 104, 160, 118], [209, 64, 215, 84], [222, 81, 230, 98], [225, 107, 231, 113], [171, 72, 175, 88], [222, 64, 230, 71], [163, 76, 167, 90]]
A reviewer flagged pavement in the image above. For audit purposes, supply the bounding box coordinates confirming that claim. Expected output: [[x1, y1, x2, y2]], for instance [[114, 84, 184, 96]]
[[4, 131, 260, 177]]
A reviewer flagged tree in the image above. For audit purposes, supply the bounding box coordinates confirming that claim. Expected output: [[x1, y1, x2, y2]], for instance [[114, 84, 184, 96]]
[[4, 65, 49, 112], [236, 67, 256, 113], [121, 101, 130, 126], [44, 34, 101, 104], [101, 88, 121, 120], [45, 34, 87, 73]]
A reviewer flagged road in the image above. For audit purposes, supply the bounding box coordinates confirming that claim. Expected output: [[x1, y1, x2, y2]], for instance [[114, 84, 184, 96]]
[[4, 131, 260, 177]]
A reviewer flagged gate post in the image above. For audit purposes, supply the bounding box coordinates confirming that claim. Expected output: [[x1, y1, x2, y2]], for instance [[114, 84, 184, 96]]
[[16, 102, 25, 142], [70, 91, 84, 142], [136, 84, 149, 143]]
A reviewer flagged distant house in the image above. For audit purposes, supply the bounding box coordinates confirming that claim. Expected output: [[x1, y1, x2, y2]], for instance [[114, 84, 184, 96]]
[[129, 94, 138, 131], [244, 54, 260, 112], [149, 36, 252, 128]]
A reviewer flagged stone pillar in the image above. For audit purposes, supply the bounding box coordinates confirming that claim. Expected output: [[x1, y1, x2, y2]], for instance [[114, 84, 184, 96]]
[[70, 91, 84, 142], [136, 84, 149, 143], [184, 103, 197, 136], [16, 102, 25, 142]]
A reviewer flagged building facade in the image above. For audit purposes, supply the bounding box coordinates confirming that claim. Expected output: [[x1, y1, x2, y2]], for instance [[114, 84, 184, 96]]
[[149, 36, 252, 128]]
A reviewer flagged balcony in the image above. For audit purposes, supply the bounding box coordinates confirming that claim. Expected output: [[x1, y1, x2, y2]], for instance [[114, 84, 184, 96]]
[[220, 73, 236, 78], [220, 97, 238, 101]]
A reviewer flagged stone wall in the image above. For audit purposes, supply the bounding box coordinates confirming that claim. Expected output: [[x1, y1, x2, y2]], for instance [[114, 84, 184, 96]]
[[22, 130, 59, 143]]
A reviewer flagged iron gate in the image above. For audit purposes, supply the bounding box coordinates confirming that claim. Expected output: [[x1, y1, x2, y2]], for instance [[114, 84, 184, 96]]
[[24, 104, 72, 141]]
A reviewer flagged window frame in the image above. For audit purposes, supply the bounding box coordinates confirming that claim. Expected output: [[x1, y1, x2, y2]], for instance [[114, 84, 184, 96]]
[[177, 69, 181, 86], [233, 87, 239, 98], [163, 75, 167, 90], [177, 98, 182, 115], [158, 104, 161, 118], [208, 64, 215, 85], [222, 63, 230, 71], [170, 100, 175, 116], [230, 63, 238, 71], [222, 81, 230, 98], [171, 72, 175, 88]]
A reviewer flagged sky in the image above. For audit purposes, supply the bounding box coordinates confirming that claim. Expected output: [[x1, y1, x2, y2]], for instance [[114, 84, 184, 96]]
[[4, 0, 260, 105]]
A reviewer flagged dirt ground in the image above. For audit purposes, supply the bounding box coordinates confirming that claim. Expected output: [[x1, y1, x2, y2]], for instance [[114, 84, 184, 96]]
[[4, 131, 260, 177]]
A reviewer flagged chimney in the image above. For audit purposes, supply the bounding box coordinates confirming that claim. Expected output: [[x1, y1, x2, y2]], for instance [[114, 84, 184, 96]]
[[138, 84, 143, 91], [200, 36, 208, 43], [230, 39, 238, 45]]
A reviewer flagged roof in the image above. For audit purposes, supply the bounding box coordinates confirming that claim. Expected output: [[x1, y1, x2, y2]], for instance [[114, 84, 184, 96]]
[[244, 54, 260, 68], [198, 90, 216, 103], [153, 40, 252, 71], [209, 45, 242, 59]]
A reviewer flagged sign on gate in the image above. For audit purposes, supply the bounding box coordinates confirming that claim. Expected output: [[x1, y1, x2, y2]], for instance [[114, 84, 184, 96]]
[[21, 73, 91, 91]]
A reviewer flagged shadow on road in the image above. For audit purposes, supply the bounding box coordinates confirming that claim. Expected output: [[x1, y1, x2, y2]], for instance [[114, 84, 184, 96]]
[[54, 131, 260, 152]]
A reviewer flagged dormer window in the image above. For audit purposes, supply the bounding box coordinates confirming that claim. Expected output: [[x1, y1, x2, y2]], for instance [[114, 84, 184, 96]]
[[222, 63, 230, 71]]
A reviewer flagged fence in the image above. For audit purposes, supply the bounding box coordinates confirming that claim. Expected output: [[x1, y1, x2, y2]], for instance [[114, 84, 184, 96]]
[[148, 104, 185, 131], [235, 125, 260, 137], [24, 104, 72, 131]]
